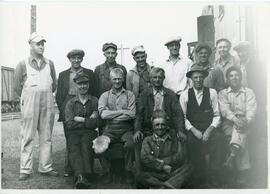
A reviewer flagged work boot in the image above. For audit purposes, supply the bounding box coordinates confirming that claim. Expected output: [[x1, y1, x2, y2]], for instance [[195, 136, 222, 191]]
[[40, 170, 59, 177], [75, 174, 91, 189], [19, 173, 30, 181]]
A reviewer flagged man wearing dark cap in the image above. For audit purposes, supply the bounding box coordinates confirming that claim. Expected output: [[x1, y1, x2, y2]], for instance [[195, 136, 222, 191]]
[[14, 32, 58, 180], [192, 43, 225, 92], [56, 49, 98, 177], [214, 38, 240, 84], [159, 36, 193, 98], [180, 66, 223, 187], [94, 42, 127, 97], [64, 72, 100, 189]]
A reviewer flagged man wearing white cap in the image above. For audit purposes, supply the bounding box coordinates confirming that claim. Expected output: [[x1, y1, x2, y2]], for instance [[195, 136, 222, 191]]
[[160, 36, 193, 98], [14, 32, 58, 180], [126, 45, 153, 100]]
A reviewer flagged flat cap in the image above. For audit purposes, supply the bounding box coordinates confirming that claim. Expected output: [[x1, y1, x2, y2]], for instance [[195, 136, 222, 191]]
[[67, 49, 85, 58], [164, 36, 182, 46], [28, 32, 46, 44], [102, 42, 117, 52], [131, 45, 145, 56], [186, 64, 209, 78], [195, 43, 212, 55], [73, 72, 89, 84], [233, 41, 252, 52]]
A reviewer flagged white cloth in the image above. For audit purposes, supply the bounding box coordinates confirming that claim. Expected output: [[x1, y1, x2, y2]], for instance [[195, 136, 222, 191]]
[[180, 87, 221, 130], [159, 56, 192, 95], [20, 58, 55, 174]]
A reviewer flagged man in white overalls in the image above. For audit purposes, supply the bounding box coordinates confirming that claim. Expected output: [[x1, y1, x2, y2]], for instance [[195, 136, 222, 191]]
[[14, 32, 58, 180]]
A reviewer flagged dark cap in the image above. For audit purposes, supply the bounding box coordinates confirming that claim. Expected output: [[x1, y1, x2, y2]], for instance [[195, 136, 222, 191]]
[[195, 43, 212, 55], [73, 72, 89, 84], [102, 42, 117, 52], [67, 49, 85, 59], [186, 65, 209, 78]]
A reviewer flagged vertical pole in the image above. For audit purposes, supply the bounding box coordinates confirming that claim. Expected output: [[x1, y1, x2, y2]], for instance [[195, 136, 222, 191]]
[[120, 44, 123, 65], [31, 5, 36, 34]]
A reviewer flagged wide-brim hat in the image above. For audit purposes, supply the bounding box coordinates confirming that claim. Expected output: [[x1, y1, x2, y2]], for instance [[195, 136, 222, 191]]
[[186, 64, 209, 78], [67, 49, 85, 58]]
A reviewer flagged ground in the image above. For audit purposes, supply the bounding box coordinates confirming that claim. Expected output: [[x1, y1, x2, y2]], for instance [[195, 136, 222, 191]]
[[1, 114, 268, 189]]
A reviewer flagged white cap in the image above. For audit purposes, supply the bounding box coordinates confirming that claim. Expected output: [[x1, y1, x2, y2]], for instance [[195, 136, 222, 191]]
[[131, 45, 145, 56], [28, 32, 46, 44], [164, 36, 182, 46]]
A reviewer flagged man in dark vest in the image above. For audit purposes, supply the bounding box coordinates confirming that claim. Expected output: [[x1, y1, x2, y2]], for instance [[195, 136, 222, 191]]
[[180, 65, 222, 187]]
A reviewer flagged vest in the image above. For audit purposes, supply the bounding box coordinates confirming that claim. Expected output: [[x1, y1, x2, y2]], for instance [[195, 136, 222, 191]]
[[186, 87, 213, 132]]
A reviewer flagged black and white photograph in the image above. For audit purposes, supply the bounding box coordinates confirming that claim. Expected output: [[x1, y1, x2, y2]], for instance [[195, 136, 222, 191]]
[[0, 1, 269, 193]]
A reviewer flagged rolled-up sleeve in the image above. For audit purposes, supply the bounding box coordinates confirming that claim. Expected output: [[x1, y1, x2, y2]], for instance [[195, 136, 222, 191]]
[[209, 89, 221, 128], [179, 91, 194, 131]]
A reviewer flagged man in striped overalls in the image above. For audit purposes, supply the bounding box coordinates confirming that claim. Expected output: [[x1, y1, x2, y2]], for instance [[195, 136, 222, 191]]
[[14, 32, 58, 180]]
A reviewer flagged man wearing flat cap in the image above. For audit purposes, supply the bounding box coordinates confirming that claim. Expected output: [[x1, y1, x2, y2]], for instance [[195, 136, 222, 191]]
[[94, 42, 127, 97], [159, 36, 193, 98], [64, 72, 100, 188], [56, 49, 98, 177], [126, 45, 153, 100], [180, 66, 223, 187], [14, 32, 58, 180], [192, 43, 225, 92]]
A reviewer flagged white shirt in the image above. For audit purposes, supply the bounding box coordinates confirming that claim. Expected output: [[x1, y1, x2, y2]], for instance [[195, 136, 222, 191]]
[[159, 56, 192, 95], [180, 87, 221, 130]]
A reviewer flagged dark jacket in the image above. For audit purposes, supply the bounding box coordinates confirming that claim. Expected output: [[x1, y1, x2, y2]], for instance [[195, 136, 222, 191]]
[[94, 62, 127, 97], [134, 87, 185, 135], [56, 67, 98, 121]]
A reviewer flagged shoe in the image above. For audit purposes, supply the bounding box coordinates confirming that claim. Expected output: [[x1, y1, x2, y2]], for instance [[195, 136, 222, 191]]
[[19, 173, 30, 181], [75, 174, 91, 189], [40, 170, 59, 177]]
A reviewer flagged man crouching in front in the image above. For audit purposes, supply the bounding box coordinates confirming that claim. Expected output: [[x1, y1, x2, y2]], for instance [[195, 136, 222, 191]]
[[64, 72, 99, 189], [136, 110, 192, 189]]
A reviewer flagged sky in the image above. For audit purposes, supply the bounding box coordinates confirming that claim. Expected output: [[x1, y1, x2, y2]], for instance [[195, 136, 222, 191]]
[[0, 1, 204, 75]]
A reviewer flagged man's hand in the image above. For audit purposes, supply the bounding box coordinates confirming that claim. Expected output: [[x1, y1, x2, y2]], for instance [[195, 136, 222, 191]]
[[74, 116, 85, 122], [163, 165, 172, 174], [89, 111, 99, 119], [191, 127, 203, 140], [177, 131, 187, 141], [202, 126, 214, 142], [133, 131, 143, 143]]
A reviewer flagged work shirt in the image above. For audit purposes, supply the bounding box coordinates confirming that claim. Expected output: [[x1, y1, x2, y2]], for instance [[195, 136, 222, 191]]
[[68, 68, 83, 95], [180, 87, 220, 130], [94, 61, 127, 97], [153, 88, 164, 111], [214, 54, 240, 83], [65, 94, 99, 133], [98, 88, 136, 121], [141, 130, 185, 171], [159, 56, 192, 95], [14, 56, 57, 96], [218, 87, 257, 123]]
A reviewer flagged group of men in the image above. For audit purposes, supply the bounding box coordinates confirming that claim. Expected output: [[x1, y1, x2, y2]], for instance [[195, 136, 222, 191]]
[[14, 32, 265, 189]]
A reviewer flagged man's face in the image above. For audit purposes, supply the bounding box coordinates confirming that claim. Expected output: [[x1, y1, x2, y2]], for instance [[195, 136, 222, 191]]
[[77, 81, 89, 95], [236, 50, 249, 62], [191, 72, 205, 90], [153, 118, 168, 137], [151, 71, 165, 89], [69, 55, 83, 69], [104, 48, 117, 63], [227, 70, 241, 88], [217, 41, 230, 58], [110, 73, 124, 90], [167, 42, 180, 56], [133, 52, 147, 69], [197, 48, 210, 63], [30, 41, 45, 55]]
